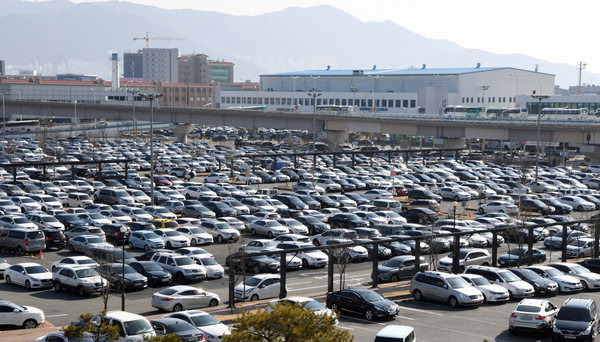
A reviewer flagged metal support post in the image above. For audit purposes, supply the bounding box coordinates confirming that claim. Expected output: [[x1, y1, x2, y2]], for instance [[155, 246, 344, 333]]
[[327, 250, 334, 293], [492, 232, 498, 267], [414, 240, 421, 274], [561, 224, 568, 262], [352, 154, 356, 167], [527, 226, 534, 266], [452, 235, 460, 274], [595, 221, 600, 258], [279, 252, 287, 299], [371, 242, 379, 288], [332, 154, 337, 168], [228, 259, 236, 309], [71, 164, 75, 179]]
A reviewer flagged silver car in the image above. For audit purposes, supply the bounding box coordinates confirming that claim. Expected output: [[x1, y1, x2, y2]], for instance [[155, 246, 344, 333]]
[[410, 271, 484, 308], [509, 299, 558, 335]]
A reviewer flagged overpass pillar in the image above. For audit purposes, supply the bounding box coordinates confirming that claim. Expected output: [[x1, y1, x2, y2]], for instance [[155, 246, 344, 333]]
[[172, 124, 195, 143], [325, 130, 348, 151]]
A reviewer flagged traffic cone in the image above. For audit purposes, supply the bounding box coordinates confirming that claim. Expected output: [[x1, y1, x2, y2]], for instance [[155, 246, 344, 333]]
[[38, 250, 44, 260]]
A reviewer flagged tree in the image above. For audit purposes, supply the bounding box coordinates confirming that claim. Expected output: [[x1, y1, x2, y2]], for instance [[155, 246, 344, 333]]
[[224, 302, 354, 342], [62, 311, 120, 342]]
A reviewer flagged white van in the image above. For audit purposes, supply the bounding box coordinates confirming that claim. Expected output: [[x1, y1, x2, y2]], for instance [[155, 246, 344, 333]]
[[234, 274, 283, 302], [103, 311, 155, 341], [374, 325, 415, 342]]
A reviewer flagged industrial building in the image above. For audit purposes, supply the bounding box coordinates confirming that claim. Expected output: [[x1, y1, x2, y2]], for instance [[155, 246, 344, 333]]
[[177, 54, 234, 84], [220, 66, 555, 114]]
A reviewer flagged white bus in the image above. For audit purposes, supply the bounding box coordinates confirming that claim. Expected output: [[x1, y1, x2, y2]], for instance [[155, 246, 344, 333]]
[[535, 108, 591, 121], [443, 106, 484, 118], [485, 107, 528, 119]]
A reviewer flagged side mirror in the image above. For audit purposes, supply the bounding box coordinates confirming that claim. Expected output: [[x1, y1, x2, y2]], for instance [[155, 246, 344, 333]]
[[442, 284, 448, 289], [13, 308, 19, 313]]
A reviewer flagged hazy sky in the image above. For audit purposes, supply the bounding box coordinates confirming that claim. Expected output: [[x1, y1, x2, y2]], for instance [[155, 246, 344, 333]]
[[64, 0, 597, 73]]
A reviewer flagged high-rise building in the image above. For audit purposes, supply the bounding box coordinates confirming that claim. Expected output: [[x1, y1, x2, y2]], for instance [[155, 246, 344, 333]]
[[142, 48, 179, 82], [177, 54, 209, 84], [123, 52, 143, 79], [208, 61, 234, 83], [0, 60, 5, 76]]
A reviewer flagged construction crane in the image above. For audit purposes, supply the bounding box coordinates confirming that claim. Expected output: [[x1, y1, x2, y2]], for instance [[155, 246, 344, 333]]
[[133, 32, 183, 48]]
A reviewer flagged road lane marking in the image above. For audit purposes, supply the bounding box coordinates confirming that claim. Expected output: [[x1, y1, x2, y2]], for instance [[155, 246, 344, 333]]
[[288, 285, 326, 292], [396, 315, 415, 321], [287, 281, 313, 286], [45, 314, 68, 318]]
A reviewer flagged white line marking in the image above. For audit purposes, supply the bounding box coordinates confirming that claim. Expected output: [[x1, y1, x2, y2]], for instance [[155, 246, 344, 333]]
[[288, 285, 326, 292], [287, 280, 313, 286], [398, 305, 444, 316], [397, 315, 415, 321], [45, 314, 68, 318]]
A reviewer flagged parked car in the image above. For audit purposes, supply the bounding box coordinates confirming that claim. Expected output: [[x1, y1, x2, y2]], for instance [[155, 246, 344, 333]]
[[552, 298, 600, 341], [4, 263, 52, 289], [410, 271, 484, 308], [0, 299, 45, 329], [151, 285, 220, 312], [326, 288, 400, 320], [377, 256, 428, 282], [234, 274, 282, 302], [508, 298, 558, 336]]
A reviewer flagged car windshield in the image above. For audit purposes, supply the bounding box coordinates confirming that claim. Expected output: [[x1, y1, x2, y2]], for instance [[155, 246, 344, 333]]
[[556, 307, 592, 321], [469, 276, 490, 286], [498, 271, 520, 282], [174, 257, 194, 266], [123, 318, 154, 336], [27, 231, 44, 239], [516, 305, 542, 313], [89, 213, 104, 219], [448, 250, 470, 259], [159, 288, 178, 295], [164, 231, 180, 237], [88, 237, 104, 244], [79, 259, 96, 265], [60, 215, 80, 222], [25, 266, 47, 274], [361, 291, 384, 302], [132, 209, 146, 214], [382, 259, 404, 268], [14, 217, 30, 224], [447, 277, 470, 289], [189, 228, 205, 234], [75, 268, 98, 278], [143, 232, 161, 239], [545, 268, 564, 277], [190, 314, 219, 327], [303, 300, 327, 311], [139, 263, 162, 272], [243, 277, 263, 287], [516, 269, 543, 280], [571, 240, 590, 247], [571, 265, 590, 275]]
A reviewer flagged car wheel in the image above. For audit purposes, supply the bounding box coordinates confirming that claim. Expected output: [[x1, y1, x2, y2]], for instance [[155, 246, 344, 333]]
[[390, 274, 399, 282], [302, 259, 310, 268], [166, 241, 172, 249], [209, 299, 219, 307], [330, 303, 340, 313], [25, 280, 31, 290], [129, 242, 134, 249], [69, 245, 75, 253], [77, 286, 86, 297], [313, 239, 321, 246], [413, 289, 423, 301], [173, 304, 183, 312], [578, 205, 584, 211], [509, 327, 516, 335], [54, 281, 62, 292], [175, 273, 185, 284], [364, 309, 374, 321], [580, 253, 586, 258], [191, 239, 197, 246], [448, 296, 459, 308], [499, 210, 504, 213], [217, 235, 224, 243], [22, 319, 37, 329], [267, 231, 274, 239], [250, 228, 256, 235], [478, 208, 484, 214], [250, 294, 259, 301], [454, 195, 459, 201], [144, 244, 150, 251], [5, 275, 11, 284], [253, 265, 261, 274], [582, 281, 589, 290]]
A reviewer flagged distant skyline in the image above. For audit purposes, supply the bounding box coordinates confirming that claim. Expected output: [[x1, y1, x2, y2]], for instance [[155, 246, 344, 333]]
[[48, 0, 597, 77]]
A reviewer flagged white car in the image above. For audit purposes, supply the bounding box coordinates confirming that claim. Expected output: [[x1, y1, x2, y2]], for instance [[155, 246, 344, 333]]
[[153, 229, 190, 249], [200, 219, 241, 243], [0, 215, 37, 229], [174, 247, 214, 259], [120, 206, 154, 221], [460, 274, 510, 303], [163, 310, 230, 342], [437, 187, 471, 201], [152, 285, 220, 312], [269, 296, 337, 322], [559, 196, 595, 211], [0, 299, 45, 329], [234, 274, 283, 302], [374, 211, 408, 225], [565, 238, 594, 258], [195, 257, 225, 279], [239, 239, 279, 253], [355, 211, 388, 226], [478, 201, 519, 214], [145, 206, 178, 220], [248, 219, 289, 238], [51, 256, 98, 272], [276, 218, 309, 235], [176, 227, 214, 246], [549, 263, 600, 291], [68, 235, 113, 253], [361, 189, 393, 201], [276, 241, 329, 268], [217, 217, 245, 231], [129, 230, 166, 251], [526, 266, 583, 293], [204, 173, 229, 183], [4, 263, 52, 289]]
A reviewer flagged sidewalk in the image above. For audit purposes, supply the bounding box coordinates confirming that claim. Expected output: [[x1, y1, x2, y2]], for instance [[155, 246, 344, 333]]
[[0, 281, 412, 341]]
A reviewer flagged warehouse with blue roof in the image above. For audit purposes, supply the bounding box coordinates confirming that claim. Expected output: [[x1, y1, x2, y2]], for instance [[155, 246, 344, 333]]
[[220, 65, 555, 115]]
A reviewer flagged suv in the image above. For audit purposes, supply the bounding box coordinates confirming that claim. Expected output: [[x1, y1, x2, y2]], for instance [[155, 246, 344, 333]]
[[552, 298, 599, 341], [0, 228, 45, 252], [464, 265, 535, 298], [437, 248, 492, 272], [97, 188, 135, 206], [410, 271, 484, 308], [150, 252, 206, 284], [52, 265, 107, 296]]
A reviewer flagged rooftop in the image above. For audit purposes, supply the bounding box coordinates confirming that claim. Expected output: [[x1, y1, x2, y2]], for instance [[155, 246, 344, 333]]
[[263, 67, 554, 77]]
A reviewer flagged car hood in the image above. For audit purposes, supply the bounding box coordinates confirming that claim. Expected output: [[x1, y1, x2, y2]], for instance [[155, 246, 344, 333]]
[[199, 322, 231, 337], [553, 275, 581, 284], [555, 319, 592, 331], [125, 273, 147, 282], [377, 265, 395, 273], [30, 272, 52, 281], [578, 272, 600, 282], [23, 305, 44, 316], [234, 284, 256, 292], [479, 284, 508, 293], [455, 286, 483, 296], [147, 270, 170, 277], [370, 298, 398, 312]]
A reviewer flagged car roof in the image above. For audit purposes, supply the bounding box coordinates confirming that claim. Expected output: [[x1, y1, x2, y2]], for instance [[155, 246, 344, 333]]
[[376, 325, 414, 338], [564, 298, 594, 308], [105, 310, 146, 322], [517, 298, 547, 307]]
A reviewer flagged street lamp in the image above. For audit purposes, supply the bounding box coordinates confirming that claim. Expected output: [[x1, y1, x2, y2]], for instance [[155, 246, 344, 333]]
[[119, 225, 128, 311], [531, 93, 551, 184], [140, 93, 163, 206], [307, 92, 322, 152], [451, 201, 459, 274], [480, 85, 490, 110], [127, 89, 140, 135]]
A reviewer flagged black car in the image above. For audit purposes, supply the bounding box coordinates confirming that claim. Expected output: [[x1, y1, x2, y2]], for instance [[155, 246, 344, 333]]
[[150, 318, 204, 342], [55, 213, 86, 230], [344, 193, 370, 205], [296, 195, 321, 210], [519, 199, 554, 215], [328, 213, 370, 229], [377, 255, 429, 282], [129, 261, 172, 287], [577, 258, 600, 274], [510, 268, 559, 296], [226, 252, 280, 274], [43, 228, 66, 250], [400, 208, 439, 224], [97, 263, 148, 291], [314, 195, 340, 208], [370, 237, 412, 256], [540, 198, 573, 214], [296, 216, 330, 235], [135, 249, 172, 262], [100, 224, 131, 245], [497, 247, 547, 267], [273, 195, 308, 211], [125, 221, 156, 231], [407, 190, 442, 202], [202, 201, 236, 217], [326, 289, 399, 321]]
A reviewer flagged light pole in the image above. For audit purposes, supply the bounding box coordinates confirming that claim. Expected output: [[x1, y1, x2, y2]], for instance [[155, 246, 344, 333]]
[[119, 225, 128, 310], [368, 75, 383, 112], [127, 89, 140, 135], [531, 93, 551, 184], [451, 201, 459, 274], [480, 85, 490, 110], [290, 76, 299, 112], [307, 92, 322, 152], [141, 93, 163, 205], [0, 93, 5, 138]]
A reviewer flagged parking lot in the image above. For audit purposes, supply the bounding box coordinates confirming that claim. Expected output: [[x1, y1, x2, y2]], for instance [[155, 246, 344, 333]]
[[0, 127, 600, 341]]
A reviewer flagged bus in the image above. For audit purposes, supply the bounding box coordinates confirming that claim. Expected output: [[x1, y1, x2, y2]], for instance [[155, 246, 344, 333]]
[[316, 105, 355, 115], [485, 107, 528, 119], [1, 120, 40, 134], [228, 105, 267, 111], [536, 108, 591, 121], [443, 106, 485, 118]]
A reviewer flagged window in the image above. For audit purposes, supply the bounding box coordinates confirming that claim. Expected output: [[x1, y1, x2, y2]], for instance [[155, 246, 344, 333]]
[[0, 305, 13, 313], [396, 100, 401, 107], [341, 99, 347, 106], [403, 100, 409, 107], [410, 100, 416, 108]]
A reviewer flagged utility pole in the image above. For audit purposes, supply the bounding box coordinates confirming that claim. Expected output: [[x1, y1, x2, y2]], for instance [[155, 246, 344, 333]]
[[577, 61, 587, 94]]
